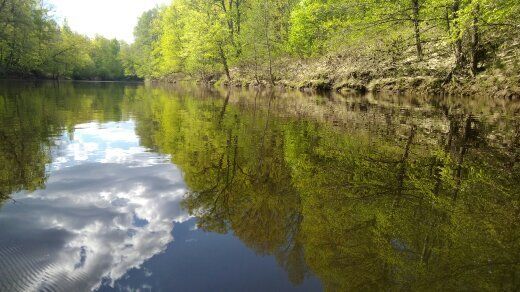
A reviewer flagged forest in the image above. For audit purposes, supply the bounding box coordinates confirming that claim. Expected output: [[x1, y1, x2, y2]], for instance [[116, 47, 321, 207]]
[[1, 0, 519, 95], [0, 0, 132, 80]]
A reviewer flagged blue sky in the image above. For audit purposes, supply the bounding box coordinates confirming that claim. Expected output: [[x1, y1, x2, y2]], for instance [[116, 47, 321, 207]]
[[47, 0, 171, 43]]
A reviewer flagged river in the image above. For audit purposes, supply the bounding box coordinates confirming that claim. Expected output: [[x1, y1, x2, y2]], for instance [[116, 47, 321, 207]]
[[0, 81, 519, 291]]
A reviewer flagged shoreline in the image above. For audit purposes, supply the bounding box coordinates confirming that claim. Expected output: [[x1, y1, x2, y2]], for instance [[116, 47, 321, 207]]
[[4, 66, 518, 100], [150, 55, 520, 100], [222, 56, 520, 99]]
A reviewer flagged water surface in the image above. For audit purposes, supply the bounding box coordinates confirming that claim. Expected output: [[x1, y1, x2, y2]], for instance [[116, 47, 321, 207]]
[[0, 81, 519, 291]]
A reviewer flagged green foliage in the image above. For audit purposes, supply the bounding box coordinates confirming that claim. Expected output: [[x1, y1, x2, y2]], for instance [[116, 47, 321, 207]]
[[131, 8, 161, 78], [2, 0, 518, 80], [0, 0, 134, 80], [89, 37, 125, 80], [126, 0, 519, 80], [130, 0, 298, 80], [44, 24, 93, 78], [288, 0, 349, 56]]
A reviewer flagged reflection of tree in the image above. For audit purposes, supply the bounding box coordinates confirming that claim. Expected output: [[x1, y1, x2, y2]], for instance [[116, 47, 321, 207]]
[[133, 89, 310, 284], [0, 81, 129, 205], [134, 87, 520, 291], [285, 111, 520, 291], [0, 92, 52, 204]]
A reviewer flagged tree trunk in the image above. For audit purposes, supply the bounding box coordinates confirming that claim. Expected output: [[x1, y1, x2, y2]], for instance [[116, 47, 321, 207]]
[[218, 44, 231, 81], [236, 0, 241, 36], [454, 117, 472, 201], [452, 0, 463, 68], [470, 4, 480, 76], [445, 6, 451, 31], [420, 234, 430, 264], [218, 92, 230, 126], [234, 0, 242, 56], [262, 2, 275, 86], [412, 0, 423, 61], [253, 42, 260, 84], [228, 0, 234, 41], [393, 125, 416, 207]]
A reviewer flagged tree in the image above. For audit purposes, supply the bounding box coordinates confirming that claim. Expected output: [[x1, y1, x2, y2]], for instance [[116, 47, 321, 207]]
[[89, 37, 125, 80], [133, 7, 161, 78], [0, 1, 135, 80]]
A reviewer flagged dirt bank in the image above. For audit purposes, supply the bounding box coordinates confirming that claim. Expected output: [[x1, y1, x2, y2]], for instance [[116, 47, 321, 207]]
[[220, 56, 518, 99]]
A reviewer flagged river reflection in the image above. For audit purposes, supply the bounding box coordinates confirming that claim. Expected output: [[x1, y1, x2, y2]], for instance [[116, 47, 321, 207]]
[[0, 81, 519, 291], [0, 120, 189, 291]]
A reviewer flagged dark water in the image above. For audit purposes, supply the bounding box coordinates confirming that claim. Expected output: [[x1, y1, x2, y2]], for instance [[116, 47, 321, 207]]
[[0, 81, 518, 292]]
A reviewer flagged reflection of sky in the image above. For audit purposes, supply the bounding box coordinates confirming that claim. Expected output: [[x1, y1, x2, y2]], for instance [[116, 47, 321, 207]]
[[0, 121, 190, 291], [99, 218, 322, 292], [0, 120, 322, 292], [49, 121, 169, 170]]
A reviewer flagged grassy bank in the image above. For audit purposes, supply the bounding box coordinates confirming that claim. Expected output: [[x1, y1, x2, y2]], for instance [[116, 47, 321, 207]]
[[219, 41, 520, 99]]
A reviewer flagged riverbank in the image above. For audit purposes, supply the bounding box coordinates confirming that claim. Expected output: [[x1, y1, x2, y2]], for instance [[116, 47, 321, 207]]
[[152, 55, 519, 99], [0, 74, 143, 82], [217, 46, 520, 99]]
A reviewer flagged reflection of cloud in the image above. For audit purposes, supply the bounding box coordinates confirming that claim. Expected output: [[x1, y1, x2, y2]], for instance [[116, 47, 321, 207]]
[[0, 121, 189, 292], [50, 121, 169, 171]]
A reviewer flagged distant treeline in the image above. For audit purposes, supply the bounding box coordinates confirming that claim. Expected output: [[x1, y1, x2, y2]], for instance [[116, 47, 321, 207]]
[[1, 0, 519, 83], [126, 0, 519, 83], [0, 0, 135, 80]]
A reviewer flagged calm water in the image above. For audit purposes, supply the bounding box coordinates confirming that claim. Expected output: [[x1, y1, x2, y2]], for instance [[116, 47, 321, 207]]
[[0, 81, 519, 291]]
